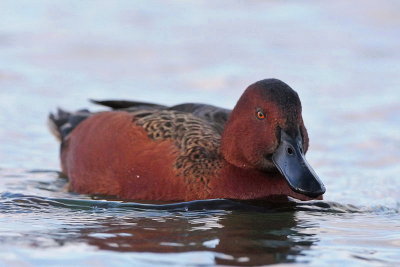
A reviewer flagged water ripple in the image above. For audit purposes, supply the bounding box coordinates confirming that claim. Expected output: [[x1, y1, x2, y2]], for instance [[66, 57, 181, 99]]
[[1, 192, 397, 215]]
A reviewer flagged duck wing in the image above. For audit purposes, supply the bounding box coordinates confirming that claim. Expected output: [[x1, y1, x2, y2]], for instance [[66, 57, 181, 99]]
[[169, 103, 230, 134], [92, 100, 231, 134]]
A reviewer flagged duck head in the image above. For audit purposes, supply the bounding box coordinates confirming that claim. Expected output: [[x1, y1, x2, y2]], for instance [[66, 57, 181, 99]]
[[221, 79, 325, 199]]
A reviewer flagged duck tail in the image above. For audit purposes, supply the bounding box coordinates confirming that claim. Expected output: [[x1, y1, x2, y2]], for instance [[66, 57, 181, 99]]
[[48, 108, 91, 142], [48, 108, 70, 142]]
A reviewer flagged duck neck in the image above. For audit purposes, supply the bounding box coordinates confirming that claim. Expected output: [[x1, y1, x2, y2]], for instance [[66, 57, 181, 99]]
[[220, 112, 253, 169]]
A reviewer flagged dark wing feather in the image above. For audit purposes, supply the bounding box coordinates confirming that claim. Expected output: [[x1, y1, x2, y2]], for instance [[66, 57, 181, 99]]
[[90, 99, 167, 110]]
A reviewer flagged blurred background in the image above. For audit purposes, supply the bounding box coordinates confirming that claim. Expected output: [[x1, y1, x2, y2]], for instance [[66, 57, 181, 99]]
[[0, 1, 399, 265]]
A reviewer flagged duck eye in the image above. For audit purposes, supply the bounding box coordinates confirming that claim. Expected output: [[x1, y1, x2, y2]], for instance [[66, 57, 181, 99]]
[[256, 111, 266, 120]]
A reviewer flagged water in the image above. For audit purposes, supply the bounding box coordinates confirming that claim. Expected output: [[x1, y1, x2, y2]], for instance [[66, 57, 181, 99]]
[[0, 0, 399, 266]]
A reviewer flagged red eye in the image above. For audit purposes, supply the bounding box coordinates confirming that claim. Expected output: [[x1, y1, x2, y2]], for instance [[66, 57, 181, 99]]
[[256, 111, 265, 120]]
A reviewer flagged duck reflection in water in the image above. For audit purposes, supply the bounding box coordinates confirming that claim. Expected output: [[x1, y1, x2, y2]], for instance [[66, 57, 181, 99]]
[[72, 205, 318, 266]]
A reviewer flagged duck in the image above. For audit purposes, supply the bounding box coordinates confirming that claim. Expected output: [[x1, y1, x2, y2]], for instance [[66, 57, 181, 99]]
[[48, 78, 325, 201]]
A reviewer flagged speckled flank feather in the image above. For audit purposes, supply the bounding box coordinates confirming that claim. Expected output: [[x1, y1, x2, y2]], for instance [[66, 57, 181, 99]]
[[131, 109, 223, 185]]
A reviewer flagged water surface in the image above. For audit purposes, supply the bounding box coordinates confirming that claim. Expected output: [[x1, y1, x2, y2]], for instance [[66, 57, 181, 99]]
[[0, 0, 399, 266]]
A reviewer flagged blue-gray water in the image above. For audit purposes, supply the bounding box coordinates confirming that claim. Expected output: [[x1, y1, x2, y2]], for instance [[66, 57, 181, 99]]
[[0, 1, 399, 266]]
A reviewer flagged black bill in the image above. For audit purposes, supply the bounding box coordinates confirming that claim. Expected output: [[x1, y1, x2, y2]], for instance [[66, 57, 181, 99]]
[[272, 129, 326, 198]]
